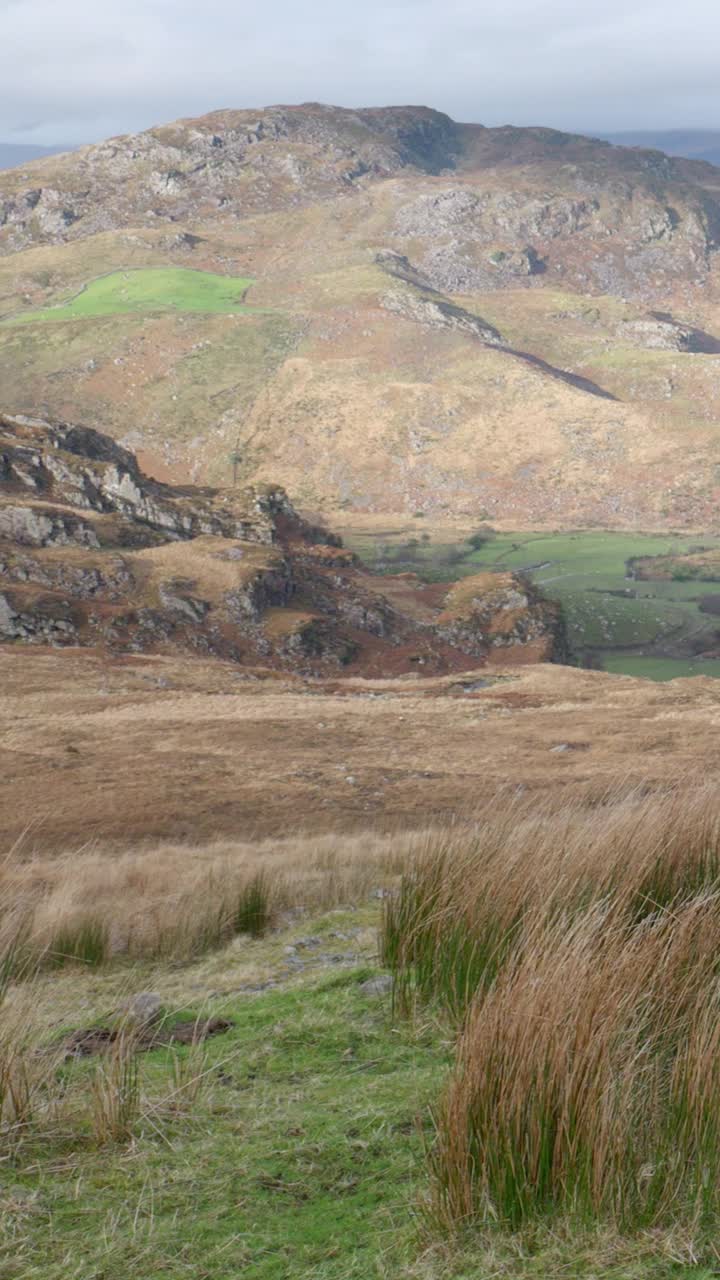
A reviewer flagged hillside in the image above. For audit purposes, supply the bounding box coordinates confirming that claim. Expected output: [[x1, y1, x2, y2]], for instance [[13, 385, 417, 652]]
[[0, 412, 564, 673], [2, 105, 720, 526]]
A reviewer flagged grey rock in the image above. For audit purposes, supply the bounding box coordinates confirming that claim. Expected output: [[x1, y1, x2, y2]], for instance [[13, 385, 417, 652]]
[[359, 974, 393, 996], [118, 992, 163, 1026]]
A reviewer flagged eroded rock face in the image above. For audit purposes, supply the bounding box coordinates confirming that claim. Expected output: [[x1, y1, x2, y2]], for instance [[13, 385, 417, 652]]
[[0, 413, 278, 542], [0, 413, 566, 673], [0, 503, 100, 547], [437, 573, 568, 663]]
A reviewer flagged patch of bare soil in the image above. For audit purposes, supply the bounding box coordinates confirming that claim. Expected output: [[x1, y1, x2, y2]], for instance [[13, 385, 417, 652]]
[[60, 1017, 233, 1059]]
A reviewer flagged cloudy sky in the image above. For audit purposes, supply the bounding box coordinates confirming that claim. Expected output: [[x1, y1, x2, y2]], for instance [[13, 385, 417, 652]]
[[1, 0, 719, 145]]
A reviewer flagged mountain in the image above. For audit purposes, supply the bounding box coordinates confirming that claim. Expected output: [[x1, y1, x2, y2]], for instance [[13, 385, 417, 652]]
[[2, 103, 720, 528], [601, 130, 720, 169], [0, 142, 72, 170], [0, 411, 564, 671]]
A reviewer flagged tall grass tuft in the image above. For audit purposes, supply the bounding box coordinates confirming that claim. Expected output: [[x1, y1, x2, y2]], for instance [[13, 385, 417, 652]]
[[381, 786, 720, 1019], [47, 916, 110, 969], [429, 896, 720, 1231], [91, 1032, 141, 1145], [230, 872, 273, 939]]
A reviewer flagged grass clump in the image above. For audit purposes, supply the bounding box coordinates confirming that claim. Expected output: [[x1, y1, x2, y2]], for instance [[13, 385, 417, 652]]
[[378, 786, 720, 1236], [91, 1031, 141, 1144], [430, 897, 720, 1232], [230, 872, 273, 938], [47, 916, 110, 969], [381, 786, 720, 1020]]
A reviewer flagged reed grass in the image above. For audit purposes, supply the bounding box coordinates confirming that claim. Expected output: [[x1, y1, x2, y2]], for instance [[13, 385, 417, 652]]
[[381, 785, 720, 1018], [91, 1031, 141, 1145], [430, 895, 720, 1230], [0, 827, 418, 976], [377, 784, 720, 1232]]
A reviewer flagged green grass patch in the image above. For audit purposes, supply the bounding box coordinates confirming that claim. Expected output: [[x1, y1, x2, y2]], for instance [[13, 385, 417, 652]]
[[603, 654, 720, 680], [0, 970, 449, 1280], [5, 267, 254, 323]]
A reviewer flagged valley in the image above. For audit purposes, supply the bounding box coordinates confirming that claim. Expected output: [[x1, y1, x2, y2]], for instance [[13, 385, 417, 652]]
[[344, 524, 720, 679]]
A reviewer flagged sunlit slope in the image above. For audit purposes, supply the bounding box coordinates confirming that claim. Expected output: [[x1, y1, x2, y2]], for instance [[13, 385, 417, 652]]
[[2, 103, 720, 522]]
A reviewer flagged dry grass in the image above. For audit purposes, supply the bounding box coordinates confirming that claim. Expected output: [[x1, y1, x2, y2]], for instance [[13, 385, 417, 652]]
[[431, 896, 720, 1231], [379, 783, 720, 1231], [382, 783, 720, 1015], [0, 827, 420, 973], [8, 647, 720, 855]]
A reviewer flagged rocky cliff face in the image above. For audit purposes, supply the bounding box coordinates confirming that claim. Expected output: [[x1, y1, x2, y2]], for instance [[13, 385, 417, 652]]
[[0, 414, 566, 672]]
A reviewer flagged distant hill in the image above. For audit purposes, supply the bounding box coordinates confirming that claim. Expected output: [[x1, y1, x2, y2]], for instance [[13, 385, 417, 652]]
[[0, 142, 72, 170], [3, 104, 720, 529], [601, 129, 720, 168]]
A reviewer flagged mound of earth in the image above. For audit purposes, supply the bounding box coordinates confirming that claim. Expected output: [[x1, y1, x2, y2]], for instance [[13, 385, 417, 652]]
[[0, 412, 565, 674], [3, 105, 720, 526]]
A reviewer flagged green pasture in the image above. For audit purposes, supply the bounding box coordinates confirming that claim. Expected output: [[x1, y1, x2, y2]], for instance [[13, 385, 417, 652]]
[[343, 527, 720, 681], [5, 267, 253, 323], [603, 654, 720, 680]]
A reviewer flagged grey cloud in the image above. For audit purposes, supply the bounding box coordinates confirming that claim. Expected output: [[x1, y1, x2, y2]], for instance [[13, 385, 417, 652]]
[[1, 0, 718, 144]]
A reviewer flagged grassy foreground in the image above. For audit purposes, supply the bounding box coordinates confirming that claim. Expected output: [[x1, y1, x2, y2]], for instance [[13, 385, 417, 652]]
[[6, 267, 253, 323], [0, 939, 443, 1280], [6, 793, 720, 1277], [1, 906, 713, 1280]]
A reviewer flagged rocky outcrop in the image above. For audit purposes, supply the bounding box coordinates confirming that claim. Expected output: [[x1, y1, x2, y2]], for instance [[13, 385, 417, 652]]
[[437, 573, 568, 663], [0, 105, 461, 252], [0, 414, 282, 543], [2, 104, 719, 299], [0, 414, 566, 673]]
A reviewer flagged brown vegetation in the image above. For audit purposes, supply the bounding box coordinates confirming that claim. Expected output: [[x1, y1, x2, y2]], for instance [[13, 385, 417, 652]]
[[381, 785, 720, 1230], [4, 645, 720, 851], [3, 107, 720, 526]]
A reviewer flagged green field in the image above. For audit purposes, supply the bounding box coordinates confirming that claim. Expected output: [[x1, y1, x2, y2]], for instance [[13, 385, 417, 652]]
[[343, 527, 720, 681], [6, 267, 253, 323]]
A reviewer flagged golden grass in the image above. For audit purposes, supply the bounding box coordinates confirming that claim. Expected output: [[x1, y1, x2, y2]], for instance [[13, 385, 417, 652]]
[[379, 783, 720, 1230], [431, 896, 720, 1229], [0, 827, 422, 971], [130, 536, 281, 603]]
